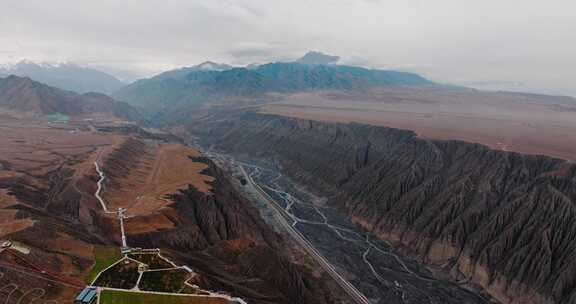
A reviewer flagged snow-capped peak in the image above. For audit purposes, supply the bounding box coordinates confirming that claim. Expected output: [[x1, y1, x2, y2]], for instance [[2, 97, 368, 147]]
[[4, 59, 77, 71]]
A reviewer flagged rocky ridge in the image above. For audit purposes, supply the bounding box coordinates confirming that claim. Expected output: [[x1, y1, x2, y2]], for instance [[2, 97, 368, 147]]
[[195, 111, 576, 304], [97, 138, 344, 304], [0, 75, 144, 123]]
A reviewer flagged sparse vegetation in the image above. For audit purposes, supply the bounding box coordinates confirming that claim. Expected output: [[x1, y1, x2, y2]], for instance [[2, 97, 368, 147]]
[[128, 252, 174, 269]]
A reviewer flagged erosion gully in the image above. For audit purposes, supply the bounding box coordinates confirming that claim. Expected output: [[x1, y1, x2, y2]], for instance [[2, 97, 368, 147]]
[[206, 151, 494, 304]]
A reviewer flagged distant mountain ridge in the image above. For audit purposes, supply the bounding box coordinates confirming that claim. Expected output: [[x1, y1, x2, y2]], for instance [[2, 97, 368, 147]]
[[151, 61, 235, 82], [0, 60, 125, 94], [114, 53, 433, 112], [296, 51, 340, 65], [0, 75, 144, 122]]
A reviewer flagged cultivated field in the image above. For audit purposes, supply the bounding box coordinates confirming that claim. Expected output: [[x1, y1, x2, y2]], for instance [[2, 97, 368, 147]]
[[99, 290, 232, 304], [262, 87, 576, 161]]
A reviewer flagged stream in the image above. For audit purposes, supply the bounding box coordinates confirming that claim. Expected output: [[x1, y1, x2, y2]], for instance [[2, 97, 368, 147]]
[[211, 152, 493, 304]]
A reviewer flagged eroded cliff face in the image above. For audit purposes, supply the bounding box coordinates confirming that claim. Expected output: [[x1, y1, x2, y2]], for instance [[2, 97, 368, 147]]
[[196, 112, 576, 304], [98, 140, 340, 304], [122, 155, 278, 251]]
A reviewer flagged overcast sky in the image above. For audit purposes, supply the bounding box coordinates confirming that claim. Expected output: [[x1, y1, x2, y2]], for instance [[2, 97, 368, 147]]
[[1, 0, 574, 95]]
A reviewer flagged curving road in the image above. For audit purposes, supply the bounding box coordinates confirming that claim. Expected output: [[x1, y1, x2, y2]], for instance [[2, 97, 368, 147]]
[[94, 159, 129, 250], [94, 160, 115, 214], [92, 157, 247, 304]]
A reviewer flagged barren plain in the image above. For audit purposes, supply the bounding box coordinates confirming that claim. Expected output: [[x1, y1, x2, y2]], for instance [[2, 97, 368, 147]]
[[262, 87, 576, 161], [0, 115, 127, 303]]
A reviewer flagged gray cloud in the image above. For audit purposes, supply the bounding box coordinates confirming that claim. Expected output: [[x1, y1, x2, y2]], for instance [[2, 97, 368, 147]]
[[229, 47, 279, 59], [0, 0, 574, 95], [227, 42, 303, 64]]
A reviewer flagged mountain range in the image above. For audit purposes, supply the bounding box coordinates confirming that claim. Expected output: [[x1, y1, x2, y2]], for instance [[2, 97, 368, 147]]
[[0, 60, 125, 94], [114, 53, 432, 113], [151, 61, 235, 81], [0, 52, 431, 114], [0, 75, 143, 122]]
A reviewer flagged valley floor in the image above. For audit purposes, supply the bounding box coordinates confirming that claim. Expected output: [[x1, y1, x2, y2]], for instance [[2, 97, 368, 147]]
[[206, 151, 495, 304]]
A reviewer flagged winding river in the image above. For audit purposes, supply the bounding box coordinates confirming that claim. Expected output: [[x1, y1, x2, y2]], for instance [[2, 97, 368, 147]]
[[209, 152, 493, 304]]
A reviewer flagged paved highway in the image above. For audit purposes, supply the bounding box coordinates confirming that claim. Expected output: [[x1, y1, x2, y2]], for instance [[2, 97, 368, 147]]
[[239, 164, 372, 304]]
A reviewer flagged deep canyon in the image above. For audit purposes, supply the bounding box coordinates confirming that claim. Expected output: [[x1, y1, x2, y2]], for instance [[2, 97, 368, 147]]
[[191, 111, 576, 304]]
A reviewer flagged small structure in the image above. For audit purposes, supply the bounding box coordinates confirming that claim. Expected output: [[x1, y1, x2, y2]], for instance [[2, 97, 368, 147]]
[[121, 246, 131, 255], [182, 266, 193, 273], [46, 113, 70, 124], [74, 287, 97, 304], [118, 208, 131, 255], [138, 263, 149, 272]]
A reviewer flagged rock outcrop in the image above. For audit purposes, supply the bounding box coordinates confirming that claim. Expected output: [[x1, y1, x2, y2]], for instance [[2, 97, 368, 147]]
[[127, 156, 281, 251], [197, 111, 576, 304]]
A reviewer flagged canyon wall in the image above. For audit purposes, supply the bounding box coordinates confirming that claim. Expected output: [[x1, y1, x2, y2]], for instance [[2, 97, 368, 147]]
[[197, 111, 576, 304], [99, 138, 340, 304]]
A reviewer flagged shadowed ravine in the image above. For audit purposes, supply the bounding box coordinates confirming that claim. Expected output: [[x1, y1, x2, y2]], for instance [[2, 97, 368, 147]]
[[193, 112, 576, 304], [209, 152, 493, 304]]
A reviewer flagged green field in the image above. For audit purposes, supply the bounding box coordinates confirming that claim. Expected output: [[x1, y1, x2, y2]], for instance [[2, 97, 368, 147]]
[[87, 246, 122, 283], [99, 290, 231, 304]]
